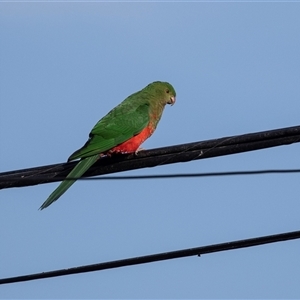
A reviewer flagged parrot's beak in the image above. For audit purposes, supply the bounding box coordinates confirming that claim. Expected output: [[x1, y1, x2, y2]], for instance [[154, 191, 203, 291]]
[[168, 96, 176, 106]]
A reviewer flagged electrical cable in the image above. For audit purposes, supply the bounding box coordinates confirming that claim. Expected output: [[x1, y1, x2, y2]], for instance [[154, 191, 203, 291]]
[[1, 125, 300, 190], [1, 169, 300, 182], [1, 229, 299, 285]]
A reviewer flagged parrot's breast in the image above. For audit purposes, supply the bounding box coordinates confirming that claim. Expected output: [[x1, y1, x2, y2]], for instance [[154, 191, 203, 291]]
[[109, 125, 154, 154]]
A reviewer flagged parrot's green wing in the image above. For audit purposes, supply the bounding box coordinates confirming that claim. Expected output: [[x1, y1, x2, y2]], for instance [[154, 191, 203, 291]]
[[68, 102, 150, 160], [40, 103, 150, 210]]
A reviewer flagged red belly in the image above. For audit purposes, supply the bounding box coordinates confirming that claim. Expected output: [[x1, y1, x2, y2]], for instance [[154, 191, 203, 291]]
[[109, 126, 153, 153]]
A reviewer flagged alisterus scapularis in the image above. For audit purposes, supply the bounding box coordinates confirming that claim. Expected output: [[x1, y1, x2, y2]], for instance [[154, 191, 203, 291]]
[[40, 81, 176, 209]]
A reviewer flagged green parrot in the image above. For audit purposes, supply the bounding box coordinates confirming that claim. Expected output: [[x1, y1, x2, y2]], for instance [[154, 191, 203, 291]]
[[40, 81, 176, 209]]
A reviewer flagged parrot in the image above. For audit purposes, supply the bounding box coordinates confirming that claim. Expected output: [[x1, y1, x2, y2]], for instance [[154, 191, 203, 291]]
[[39, 81, 176, 210]]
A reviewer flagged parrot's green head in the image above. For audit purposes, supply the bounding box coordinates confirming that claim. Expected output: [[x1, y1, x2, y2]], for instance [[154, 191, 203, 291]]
[[147, 81, 176, 106]]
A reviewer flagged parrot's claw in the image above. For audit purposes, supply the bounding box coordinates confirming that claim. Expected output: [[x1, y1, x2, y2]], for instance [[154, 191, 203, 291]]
[[135, 147, 145, 155], [106, 149, 129, 157]]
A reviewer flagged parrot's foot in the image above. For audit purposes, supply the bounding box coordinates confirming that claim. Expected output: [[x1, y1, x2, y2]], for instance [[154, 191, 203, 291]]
[[105, 148, 144, 157], [106, 149, 129, 157], [135, 147, 145, 155]]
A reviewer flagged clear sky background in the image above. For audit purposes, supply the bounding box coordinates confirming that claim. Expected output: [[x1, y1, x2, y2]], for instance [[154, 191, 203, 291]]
[[1, 1, 300, 298]]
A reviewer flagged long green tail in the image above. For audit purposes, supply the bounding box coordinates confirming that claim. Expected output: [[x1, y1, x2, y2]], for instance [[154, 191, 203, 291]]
[[39, 155, 99, 210]]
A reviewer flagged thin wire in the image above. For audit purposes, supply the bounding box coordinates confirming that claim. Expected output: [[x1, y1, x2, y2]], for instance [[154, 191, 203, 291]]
[[2, 168, 300, 181], [1, 229, 299, 285], [58, 168, 300, 180]]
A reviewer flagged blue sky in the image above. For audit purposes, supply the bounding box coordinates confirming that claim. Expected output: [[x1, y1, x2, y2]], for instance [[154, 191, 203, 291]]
[[1, 1, 300, 298]]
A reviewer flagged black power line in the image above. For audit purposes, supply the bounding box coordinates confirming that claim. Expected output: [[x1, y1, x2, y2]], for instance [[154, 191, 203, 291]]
[[1, 125, 300, 190], [2, 169, 300, 182], [1, 229, 299, 285]]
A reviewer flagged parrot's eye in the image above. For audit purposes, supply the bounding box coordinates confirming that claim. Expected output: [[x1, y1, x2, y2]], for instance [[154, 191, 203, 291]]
[[166, 89, 170, 94]]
